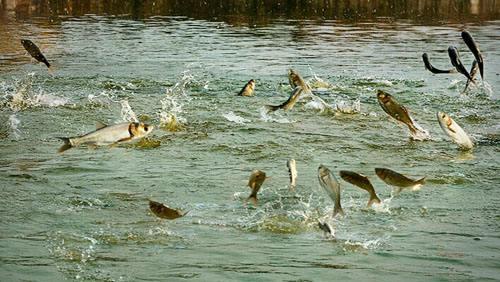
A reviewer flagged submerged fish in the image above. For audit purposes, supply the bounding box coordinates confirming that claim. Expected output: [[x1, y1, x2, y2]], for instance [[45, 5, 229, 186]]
[[237, 79, 255, 97], [437, 112, 474, 150], [448, 46, 473, 81], [422, 53, 455, 74], [266, 86, 304, 112], [288, 69, 311, 93], [247, 170, 267, 205], [463, 60, 479, 92], [339, 170, 381, 208], [318, 165, 344, 217], [58, 122, 154, 153], [461, 30, 484, 80], [375, 168, 426, 193], [376, 90, 419, 135], [149, 200, 187, 219], [21, 39, 51, 68], [287, 159, 298, 191]]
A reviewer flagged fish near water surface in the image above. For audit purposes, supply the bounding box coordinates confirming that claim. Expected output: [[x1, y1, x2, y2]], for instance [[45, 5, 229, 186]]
[[448, 46, 474, 81], [318, 165, 344, 217], [437, 112, 474, 150], [375, 168, 425, 193], [21, 39, 51, 68], [422, 53, 456, 74], [287, 159, 297, 191], [464, 60, 479, 92], [149, 200, 187, 219], [266, 86, 304, 112], [288, 69, 311, 93], [461, 30, 484, 80], [339, 170, 381, 208], [247, 170, 267, 205], [376, 90, 419, 135], [58, 122, 154, 153], [237, 79, 255, 96]]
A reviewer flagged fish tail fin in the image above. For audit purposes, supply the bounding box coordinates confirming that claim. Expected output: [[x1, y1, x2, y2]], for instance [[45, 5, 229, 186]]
[[416, 177, 426, 185], [333, 205, 345, 217], [367, 194, 381, 208], [247, 195, 258, 206], [57, 137, 73, 153], [265, 105, 280, 113], [44, 60, 51, 68]]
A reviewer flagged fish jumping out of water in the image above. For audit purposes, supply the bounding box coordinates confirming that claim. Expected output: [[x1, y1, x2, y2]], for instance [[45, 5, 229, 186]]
[[318, 221, 335, 237], [237, 79, 255, 96], [58, 121, 154, 153], [266, 86, 304, 112], [287, 159, 297, 191], [247, 170, 267, 205], [437, 112, 474, 150], [375, 168, 426, 194], [464, 60, 479, 92], [377, 90, 420, 135], [21, 39, 51, 68], [288, 69, 311, 93], [149, 200, 187, 219], [422, 53, 456, 74], [339, 170, 381, 208], [448, 46, 474, 81], [318, 165, 344, 217], [461, 30, 484, 80]]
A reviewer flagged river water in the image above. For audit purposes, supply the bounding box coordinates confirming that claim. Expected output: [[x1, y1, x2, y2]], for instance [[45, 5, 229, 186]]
[[1, 2, 499, 281]]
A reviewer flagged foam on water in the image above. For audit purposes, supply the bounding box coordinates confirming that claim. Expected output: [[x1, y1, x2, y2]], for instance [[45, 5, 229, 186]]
[[334, 100, 361, 114], [158, 70, 194, 131], [259, 106, 294, 123], [222, 111, 250, 124], [8, 114, 21, 139], [119, 100, 138, 122]]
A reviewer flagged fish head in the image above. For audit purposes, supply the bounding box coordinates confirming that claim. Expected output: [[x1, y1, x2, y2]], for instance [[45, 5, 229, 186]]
[[374, 168, 387, 179], [448, 46, 459, 59], [318, 165, 331, 178], [20, 39, 31, 48], [131, 122, 154, 138], [376, 90, 391, 104], [437, 111, 452, 127], [248, 79, 255, 89]]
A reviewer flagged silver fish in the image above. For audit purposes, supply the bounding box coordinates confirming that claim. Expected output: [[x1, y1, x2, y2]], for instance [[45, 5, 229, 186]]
[[21, 39, 50, 68], [266, 86, 304, 112], [339, 170, 381, 208], [237, 79, 255, 96], [288, 69, 311, 93], [463, 60, 479, 92], [437, 112, 474, 150], [287, 159, 297, 191], [149, 200, 187, 220], [377, 90, 419, 135], [58, 122, 154, 153], [422, 53, 455, 74], [247, 170, 267, 206], [448, 46, 473, 81], [375, 168, 426, 193], [318, 165, 344, 217]]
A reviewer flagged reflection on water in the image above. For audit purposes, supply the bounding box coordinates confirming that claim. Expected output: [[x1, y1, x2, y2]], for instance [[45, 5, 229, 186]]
[[1, 0, 499, 24]]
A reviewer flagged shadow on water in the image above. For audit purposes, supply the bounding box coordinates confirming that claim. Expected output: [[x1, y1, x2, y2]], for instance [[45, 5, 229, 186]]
[[1, 0, 499, 24]]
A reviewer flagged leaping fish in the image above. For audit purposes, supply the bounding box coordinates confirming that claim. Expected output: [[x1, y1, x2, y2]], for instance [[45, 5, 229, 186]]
[[318, 165, 344, 217], [448, 46, 474, 81], [21, 39, 51, 69], [58, 122, 154, 153], [288, 69, 311, 93], [437, 112, 474, 150], [461, 30, 484, 80], [287, 159, 297, 191], [266, 86, 304, 112], [464, 60, 479, 92], [422, 53, 456, 74], [339, 170, 381, 208], [375, 168, 426, 194], [149, 200, 187, 220], [237, 79, 255, 97], [377, 90, 419, 135], [247, 170, 267, 206]]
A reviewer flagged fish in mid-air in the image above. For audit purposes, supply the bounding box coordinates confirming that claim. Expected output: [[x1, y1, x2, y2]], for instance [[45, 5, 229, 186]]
[[237, 79, 255, 96], [437, 112, 474, 150], [375, 168, 426, 193], [377, 90, 421, 136], [58, 122, 154, 153], [287, 159, 297, 191], [288, 69, 311, 93], [318, 221, 335, 237], [464, 60, 479, 92], [149, 200, 187, 219], [21, 39, 51, 68], [422, 53, 455, 74], [266, 86, 304, 112], [339, 170, 381, 208], [448, 46, 474, 81], [461, 30, 484, 80], [247, 170, 267, 205], [318, 165, 344, 217]]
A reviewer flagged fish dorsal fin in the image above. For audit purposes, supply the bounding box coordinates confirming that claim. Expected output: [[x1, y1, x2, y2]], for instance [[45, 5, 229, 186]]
[[96, 121, 108, 130]]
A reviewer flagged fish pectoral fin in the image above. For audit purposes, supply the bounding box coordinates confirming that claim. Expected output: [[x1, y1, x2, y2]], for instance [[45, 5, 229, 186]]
[[95, 121, 108, 130]]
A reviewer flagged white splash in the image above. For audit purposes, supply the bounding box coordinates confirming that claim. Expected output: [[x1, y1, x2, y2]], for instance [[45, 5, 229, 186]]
[[223, 111, 250, 124], [9, 114, 21, 139], [158, 71, 194, 129], [259, 106, 293, 123], [33, 92, 70, 107], [120, 100, 138, 122], [334, 100, 361, 114]]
